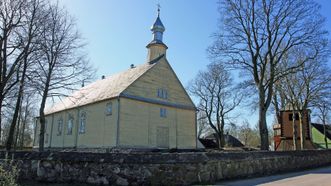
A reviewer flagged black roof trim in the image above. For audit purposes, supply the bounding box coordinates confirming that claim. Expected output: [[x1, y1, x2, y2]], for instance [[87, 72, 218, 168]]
[[148, 54, 165, 65]]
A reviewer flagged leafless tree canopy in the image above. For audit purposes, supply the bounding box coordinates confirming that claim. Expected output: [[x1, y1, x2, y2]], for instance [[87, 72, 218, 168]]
[[209, 0, 329, 150], [0, 0, 95, 151], [189, 62, 242, 148]]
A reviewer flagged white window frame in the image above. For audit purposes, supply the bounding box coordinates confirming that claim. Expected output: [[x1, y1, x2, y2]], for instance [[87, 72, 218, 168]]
[[45, 133, 49, 144], [57, 118, 63, 136], [67, 115, 73, 135], [79, 111, 86, 134], [106, 102, 113, 116]]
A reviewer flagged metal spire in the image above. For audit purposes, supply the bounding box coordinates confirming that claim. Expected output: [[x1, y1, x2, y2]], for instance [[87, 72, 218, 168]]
[[157, 3, 161, 17]]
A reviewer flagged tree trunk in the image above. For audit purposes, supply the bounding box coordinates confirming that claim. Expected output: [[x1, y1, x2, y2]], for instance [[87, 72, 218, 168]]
[[5, 48, 29, 151], [292, 110, 297, 151], [0, 98, 5, 145], [218, 131, 224, 148], [13, 108, 22, 150], [20, 102, 29, 149], [5, 82, 24, 151], [220, 118, 225, 147], [298, 112, 305, 150], [258, 97, 269, 150], [323, 121, 328, 149], [5, 62, 27, 151], [38, 83, 50, 152], [213, 133, 221, 149], [272, 92, 281, 124], [38, 99, 46, 152]]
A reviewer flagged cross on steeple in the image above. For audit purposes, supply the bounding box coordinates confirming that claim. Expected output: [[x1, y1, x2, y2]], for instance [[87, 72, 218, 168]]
[[157, 3, 161, 17], [146, 3, 167, 62]]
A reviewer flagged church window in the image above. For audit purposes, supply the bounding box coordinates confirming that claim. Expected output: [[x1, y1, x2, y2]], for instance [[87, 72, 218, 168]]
[[160, 108, 167, 118], [106, 102, 112, 115], [164, 90, 168, 99], [45, 134, 49, 144], [79, 111, 86, 134], [45, 119, 48, 131], [157, 88, 168, 99], [157, 89, 161, 98], [67, 115, 73, 135], [57, 118, 63, 136]]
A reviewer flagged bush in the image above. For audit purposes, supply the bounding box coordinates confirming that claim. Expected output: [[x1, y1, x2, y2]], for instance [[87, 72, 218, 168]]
[[0, 160, 18, 186]]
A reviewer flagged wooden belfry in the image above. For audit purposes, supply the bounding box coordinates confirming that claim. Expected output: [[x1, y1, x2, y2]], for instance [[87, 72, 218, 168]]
[[273, 109, 315, 151]]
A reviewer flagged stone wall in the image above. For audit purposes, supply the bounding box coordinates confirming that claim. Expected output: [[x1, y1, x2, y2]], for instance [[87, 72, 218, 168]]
[[1, 150, 331, 185]]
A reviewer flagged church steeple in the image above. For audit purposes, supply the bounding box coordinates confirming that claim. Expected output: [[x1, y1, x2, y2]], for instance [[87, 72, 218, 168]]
[[146, 5, 168, 62]]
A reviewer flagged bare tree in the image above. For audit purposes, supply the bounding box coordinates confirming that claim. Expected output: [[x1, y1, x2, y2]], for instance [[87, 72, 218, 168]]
[[33, 2, 93, 151], [189, 62, 241, 148], [0, 0, 29, 143], [238, 120, 251, 146], [278, 56, 330, 150], [209, 0, 328, 150], [196, 110, 212, 139], [238, 121, 261, 148], [19, 93, 36, 149], [5, 0, 45, 151]]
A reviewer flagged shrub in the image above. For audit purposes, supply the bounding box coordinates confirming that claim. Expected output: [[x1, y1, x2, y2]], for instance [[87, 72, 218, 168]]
[[0, 160, 18, 186]]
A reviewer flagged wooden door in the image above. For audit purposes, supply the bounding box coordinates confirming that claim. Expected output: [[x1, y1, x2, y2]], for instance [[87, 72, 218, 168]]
[[156, 127, 169, 148]]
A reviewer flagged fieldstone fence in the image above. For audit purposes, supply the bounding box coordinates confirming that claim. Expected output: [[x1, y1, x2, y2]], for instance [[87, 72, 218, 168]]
[[1, 149, 331, 185]]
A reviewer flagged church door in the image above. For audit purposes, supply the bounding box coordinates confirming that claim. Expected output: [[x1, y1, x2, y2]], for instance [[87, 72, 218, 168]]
[[156, 127, 169, 148]]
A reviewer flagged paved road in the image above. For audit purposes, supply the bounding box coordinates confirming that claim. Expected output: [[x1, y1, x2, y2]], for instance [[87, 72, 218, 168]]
[[217, 165, 331, 186]]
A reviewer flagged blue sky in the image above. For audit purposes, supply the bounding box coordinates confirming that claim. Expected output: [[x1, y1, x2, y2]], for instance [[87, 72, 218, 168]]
[[57, 0, 331, 126], [57, 0, 218, 81]]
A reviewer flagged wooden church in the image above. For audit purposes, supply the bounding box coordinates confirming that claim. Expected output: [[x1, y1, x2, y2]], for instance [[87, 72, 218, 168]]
[[33, 9, 197, 150]]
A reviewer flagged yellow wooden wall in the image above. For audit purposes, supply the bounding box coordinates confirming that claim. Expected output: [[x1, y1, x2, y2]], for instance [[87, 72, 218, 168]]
[[123, 58, 195, 107], [75, 100, 118, 148], [119, 98, 196, 149], [33, 97, 196, 149], [120, 58, 196, 148], [176, 109, 196, 148], [147, 44, 167, 62], [33, 99, 118, 149]]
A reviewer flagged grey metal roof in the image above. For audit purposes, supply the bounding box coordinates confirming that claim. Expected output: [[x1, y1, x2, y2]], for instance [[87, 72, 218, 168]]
[[44, 61, 158, 115]]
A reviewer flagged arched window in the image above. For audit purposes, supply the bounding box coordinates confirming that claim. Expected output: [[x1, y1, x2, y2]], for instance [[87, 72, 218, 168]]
[[57, 118, 63, 136], [45, 119, 48, 131], [106, 102, 112, 116], [67, 115, 73, 135], [79, 111, 86, 134], [45, 134, 49, 144]]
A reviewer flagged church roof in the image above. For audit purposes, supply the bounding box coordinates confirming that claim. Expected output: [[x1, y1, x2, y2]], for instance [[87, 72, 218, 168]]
[[44, 57, 163, 115]]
